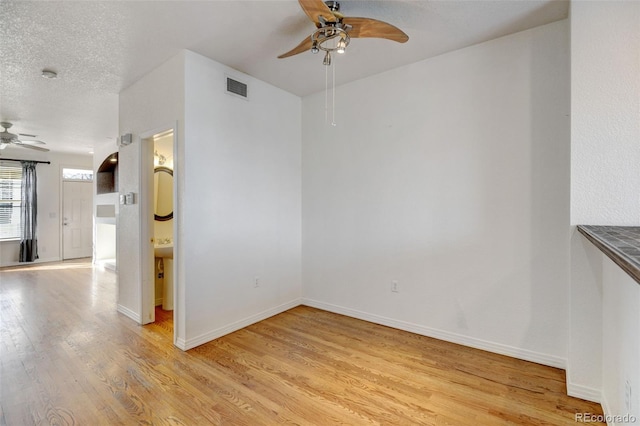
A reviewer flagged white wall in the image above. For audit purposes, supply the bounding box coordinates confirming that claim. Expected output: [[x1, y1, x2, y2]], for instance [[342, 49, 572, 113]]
[[118, 52, 185, 324], [181, 51, 302, 348], [569, 0, 640, 403], [0, 150, 92, 267], [302, 20, 570, 367]]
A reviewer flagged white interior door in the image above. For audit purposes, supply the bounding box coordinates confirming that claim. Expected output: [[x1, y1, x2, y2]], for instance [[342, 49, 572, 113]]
[[62, 181, 93, 260]]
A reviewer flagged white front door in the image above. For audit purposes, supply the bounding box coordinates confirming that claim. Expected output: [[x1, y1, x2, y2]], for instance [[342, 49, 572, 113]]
[[62, 181, 93, 260]]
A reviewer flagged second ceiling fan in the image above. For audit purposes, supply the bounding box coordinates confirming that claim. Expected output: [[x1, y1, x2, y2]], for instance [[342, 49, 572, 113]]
[[0, 122, 49, 152], [278, 0, 409, 65]]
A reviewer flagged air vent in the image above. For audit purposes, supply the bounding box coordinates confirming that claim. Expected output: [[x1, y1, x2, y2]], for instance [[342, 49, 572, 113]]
[[226, 77, 248, 98]]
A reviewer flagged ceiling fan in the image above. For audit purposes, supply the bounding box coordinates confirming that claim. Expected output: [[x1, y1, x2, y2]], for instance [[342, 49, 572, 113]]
[[0, 122, 49, 152], [278, 0, 409, 65]]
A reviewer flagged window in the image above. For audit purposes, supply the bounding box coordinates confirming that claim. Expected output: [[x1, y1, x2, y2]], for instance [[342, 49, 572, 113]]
[[62, 168, 93, 181], [0, 164, 22, 240]]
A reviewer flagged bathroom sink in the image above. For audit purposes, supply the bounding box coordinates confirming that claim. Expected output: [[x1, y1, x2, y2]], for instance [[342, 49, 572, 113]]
[[154, 244, 173, 258]]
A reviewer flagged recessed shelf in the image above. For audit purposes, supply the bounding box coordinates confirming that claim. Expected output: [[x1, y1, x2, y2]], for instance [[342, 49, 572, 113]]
[[97, 152, 118, 194]]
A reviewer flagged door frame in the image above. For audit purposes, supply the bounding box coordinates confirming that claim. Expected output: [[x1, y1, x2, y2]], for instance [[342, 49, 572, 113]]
[[139, 123, 179, 347]]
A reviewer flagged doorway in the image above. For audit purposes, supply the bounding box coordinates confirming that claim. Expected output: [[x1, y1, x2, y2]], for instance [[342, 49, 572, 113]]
[[62, 180, 93, 260], [140, 127, 176, 345]]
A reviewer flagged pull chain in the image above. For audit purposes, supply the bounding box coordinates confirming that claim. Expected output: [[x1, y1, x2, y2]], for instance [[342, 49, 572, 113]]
[[331, 59, 337, 126], [323, 54, 338, 126], [325, 60, 329, 124]]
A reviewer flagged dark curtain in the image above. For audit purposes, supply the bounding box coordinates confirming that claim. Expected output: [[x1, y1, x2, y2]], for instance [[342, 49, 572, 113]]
[[19, 161, 38, 262]]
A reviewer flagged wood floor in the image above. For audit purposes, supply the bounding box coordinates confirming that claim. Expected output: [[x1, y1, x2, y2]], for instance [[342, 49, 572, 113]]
[[1, 260, 604, 425]]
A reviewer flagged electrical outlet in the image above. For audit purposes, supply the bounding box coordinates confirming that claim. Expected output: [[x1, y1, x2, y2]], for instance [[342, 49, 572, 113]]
[[391, 280, 399, 293], [254, 276, 260, 288], [625, 379, 632, 411]]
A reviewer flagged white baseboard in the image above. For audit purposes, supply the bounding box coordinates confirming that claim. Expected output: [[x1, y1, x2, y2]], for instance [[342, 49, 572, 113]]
[[95, 258, 117, 271], [183, 298, 302, 350], [155, 298, 163, 306], [175, 337, 187, 351], [302, 298, 567, 370], [600, 394, 612, 425], [567, 381, 603, 404], [117, 304, 141, 324], [0, 256, 60, 268]]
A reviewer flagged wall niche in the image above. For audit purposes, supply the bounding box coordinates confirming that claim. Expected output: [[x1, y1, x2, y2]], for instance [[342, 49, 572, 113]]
[[97, 152, 119, 194]]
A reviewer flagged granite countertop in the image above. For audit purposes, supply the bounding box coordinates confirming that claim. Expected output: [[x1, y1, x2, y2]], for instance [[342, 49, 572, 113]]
[[577, 225, 640, 285]]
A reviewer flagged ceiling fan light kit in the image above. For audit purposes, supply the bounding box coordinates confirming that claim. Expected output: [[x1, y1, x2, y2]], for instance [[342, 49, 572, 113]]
[[312, 26, 349, 66]]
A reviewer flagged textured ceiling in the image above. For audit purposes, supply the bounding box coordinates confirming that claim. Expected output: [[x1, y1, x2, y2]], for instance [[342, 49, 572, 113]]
[[0, 0, 569, 155]]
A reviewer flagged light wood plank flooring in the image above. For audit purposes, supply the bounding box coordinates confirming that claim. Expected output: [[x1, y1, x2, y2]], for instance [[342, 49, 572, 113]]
[[1, 260, 604, 425]]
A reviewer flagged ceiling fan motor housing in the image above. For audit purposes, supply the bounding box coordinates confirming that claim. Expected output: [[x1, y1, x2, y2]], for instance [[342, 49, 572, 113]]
[[325, 1, 340, 12], [1, 131, 18, 143]]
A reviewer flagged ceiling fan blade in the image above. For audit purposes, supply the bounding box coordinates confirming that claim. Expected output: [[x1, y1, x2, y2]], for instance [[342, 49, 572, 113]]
[[299, 0, 337, 27], [17, 139, 45, 145], [342, 17, 409, 43], [14, 143, 50, 152], [278, 36, 314, 59]]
